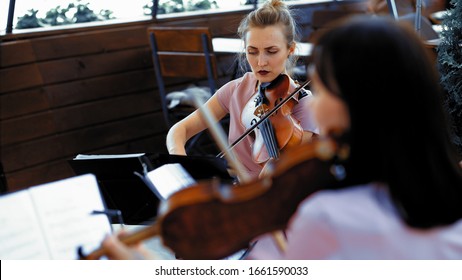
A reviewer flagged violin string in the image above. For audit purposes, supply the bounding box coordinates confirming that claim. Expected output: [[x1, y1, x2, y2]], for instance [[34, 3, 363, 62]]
[[267, 119, 279, 158], [258, 83, 279, 160], [261, 118, 277, 159], [258, 84, 278, 160], [217, 79, 311, 158]]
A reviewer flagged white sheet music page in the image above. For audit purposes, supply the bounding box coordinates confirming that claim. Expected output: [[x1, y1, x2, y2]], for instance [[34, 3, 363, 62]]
[[0, 191, 50, 259], [146, 163, 196, 200], [29, 174, 112, 259]]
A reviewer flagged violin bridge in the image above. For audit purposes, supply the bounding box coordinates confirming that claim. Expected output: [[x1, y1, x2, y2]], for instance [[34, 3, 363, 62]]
[[254, 104, 269, 118]]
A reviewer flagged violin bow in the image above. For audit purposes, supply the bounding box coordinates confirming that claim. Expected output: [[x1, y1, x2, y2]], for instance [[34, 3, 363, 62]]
[[192, 96, 251, 183], [217, 79, 311, 158], [193, 95, 288, 254]]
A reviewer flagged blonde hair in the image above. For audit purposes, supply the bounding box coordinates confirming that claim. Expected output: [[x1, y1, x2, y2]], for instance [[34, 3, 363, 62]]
[[237, 0, 299, 75]]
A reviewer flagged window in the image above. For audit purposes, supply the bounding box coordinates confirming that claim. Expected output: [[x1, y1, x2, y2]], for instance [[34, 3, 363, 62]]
[[0, 0, 302, 34], [0, 0, 239, 33]]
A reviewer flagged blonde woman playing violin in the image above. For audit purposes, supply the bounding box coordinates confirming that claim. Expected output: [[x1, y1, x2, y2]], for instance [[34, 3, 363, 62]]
[[166, 0, 318, 180]]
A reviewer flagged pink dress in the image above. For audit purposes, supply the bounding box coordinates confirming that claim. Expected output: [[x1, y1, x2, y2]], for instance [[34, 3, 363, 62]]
[[216, 72, 318, 179]]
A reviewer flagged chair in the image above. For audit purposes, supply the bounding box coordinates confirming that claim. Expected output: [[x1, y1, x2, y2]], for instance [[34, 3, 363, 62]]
[[147, 26, 221, 155], [308, 9, 366, 43], [398, 12, 440, 41]]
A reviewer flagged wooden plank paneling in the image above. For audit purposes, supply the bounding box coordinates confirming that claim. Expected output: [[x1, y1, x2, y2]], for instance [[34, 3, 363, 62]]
[[1, 113, 56, 145], [208, 14, 244, 37], [0, 88, 50, 120], [1, 90, 160, 145], [38, 47, 152, 85], [1, 48, 152, 93], [31, 26, 149, 61], [0, 23, 163, 191], [45, 69, 156, 107], [0, 64, 43, 92], [0, 69, 156, 120], [0, 40, 36, 67], [0, 26, 149, 68], [2, 113, 165, 173], [52, 91, 160, 132], [6, 161, 74, 192], [6, 135, 166, 191]]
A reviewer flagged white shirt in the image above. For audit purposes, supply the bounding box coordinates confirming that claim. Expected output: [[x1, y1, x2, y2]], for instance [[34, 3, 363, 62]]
[[248, 183, 462, 259]]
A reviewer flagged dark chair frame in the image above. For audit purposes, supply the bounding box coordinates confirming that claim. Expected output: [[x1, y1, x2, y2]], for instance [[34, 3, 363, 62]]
[[147, 26, 218, 128], [147, 26, 222, 155]]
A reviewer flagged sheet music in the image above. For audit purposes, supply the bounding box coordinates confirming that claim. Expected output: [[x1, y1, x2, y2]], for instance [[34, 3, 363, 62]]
[[29, 174, 112, 259], [0, 191, 50, 259], [0, 174, 112, 260], [146, 163, 196, 200]]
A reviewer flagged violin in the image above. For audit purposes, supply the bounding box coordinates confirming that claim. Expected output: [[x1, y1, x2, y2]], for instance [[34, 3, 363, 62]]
[[217, 76, 310, 162], [252, 74, 304, 164], [79, 136, 349, 260]]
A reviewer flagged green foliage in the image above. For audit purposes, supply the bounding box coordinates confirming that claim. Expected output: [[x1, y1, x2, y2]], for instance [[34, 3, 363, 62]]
[[16, 0, 114, 29], [15, 9, 45, 29], [159, 0, 186, 14], [186, 0, 218, 11], [437, 0, 462, 155], [144, 0, 219, 15], [42, 4, 75, 26]]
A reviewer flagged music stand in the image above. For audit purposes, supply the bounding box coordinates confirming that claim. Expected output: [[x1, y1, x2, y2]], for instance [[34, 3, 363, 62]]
[[68, 154, 159, 225]]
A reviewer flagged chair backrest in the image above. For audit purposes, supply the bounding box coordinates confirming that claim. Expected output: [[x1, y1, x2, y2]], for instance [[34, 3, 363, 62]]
[[147, 26, 218, 128]]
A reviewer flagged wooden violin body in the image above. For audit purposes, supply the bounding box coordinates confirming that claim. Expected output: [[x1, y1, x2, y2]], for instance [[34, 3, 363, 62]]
[[218, 77, 310, 160], [251, 74, 304, 164], [158, 137, 346, 259]]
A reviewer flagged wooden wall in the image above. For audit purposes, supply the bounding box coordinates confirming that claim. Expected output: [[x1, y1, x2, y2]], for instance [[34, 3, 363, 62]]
[[0, 1, 366, 192]]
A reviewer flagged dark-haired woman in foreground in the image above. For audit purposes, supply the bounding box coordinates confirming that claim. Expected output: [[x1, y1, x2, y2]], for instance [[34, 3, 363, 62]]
[[248, 15, 462, 259]]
